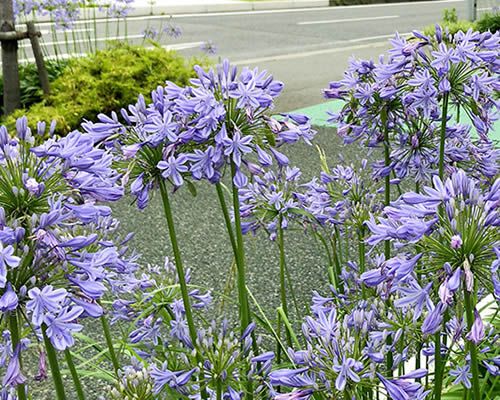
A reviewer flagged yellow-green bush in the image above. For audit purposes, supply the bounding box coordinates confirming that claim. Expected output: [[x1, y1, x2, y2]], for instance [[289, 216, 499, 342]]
[[424, 8, 500, 37], [3, 42, 208, 135]]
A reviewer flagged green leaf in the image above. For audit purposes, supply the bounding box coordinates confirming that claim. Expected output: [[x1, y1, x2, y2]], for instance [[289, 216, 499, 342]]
[[186, 180, 197, 197]]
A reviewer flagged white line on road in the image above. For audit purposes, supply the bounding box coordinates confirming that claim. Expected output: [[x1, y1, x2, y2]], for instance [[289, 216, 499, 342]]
[[298, 15, 399, 25], [233, 41, 388, 65], [348, 31, 411, 42], [13, 42, 202, 65], [20, 34, 145, 48]]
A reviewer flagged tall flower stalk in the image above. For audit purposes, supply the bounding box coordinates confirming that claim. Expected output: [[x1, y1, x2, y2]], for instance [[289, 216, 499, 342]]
[[230, 162, 252, 333]]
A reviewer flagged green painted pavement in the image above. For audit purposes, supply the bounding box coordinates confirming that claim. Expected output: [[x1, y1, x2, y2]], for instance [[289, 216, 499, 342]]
[[291, 100, 500, 143]]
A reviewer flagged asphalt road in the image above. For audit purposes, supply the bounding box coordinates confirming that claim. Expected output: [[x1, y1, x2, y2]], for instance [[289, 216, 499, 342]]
[[17, 0, 495, 111]]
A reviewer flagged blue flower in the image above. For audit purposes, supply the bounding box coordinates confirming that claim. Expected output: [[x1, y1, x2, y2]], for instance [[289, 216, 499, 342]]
[[44, 306, 84, 351], [0, 284, 18, 312], [332, 357, 362, 391], [2, 345, 26, 388], [150, 363, 198, 394], [449, 364, 472, 389], [0, 244, 20, 289], [465, 309, 485, 345], [158, 155, 189, 187]]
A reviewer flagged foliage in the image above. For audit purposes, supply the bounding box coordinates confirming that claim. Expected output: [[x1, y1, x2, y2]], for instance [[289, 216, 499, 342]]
[[2, 43, 208, 136], [0, 59, 69, 116], [475, 10, 500, 33], [425, 8, 500, 37]]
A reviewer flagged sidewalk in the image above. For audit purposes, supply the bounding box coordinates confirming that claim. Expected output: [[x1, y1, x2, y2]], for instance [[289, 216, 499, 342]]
[[119, 0, 329, 17]]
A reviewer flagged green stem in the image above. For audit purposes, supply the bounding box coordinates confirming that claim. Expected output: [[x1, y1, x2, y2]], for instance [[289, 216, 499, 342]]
[[64, 349, 86, 400], [277, 216, 292, 347], [8, 313, 27, 400], [100, 315, 120, 375], [42, 326, 67, 400], [216, 378, 223, 400], [229, 163, 253, 400], [159, 180, 197, 344], [215, 183, 238, 257], [358, 226, 366, 299], [284, 250, 301, 320], [434, 93, 450, 399], [276, 311, 282, 364], [464, 289, 481, 400], [277, 306, 301, 348], [331, 231, 343, 293], [216, 181, 260, 359], [381, 108, 394, 375], [438, 93, 449, 180], [230, 163, 251, 333], [159, 180, 208, 399], [433, 332, 443, 400]]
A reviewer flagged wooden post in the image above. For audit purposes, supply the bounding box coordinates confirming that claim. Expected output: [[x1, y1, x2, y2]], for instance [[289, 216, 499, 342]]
[[0, 0, 21, 114], [27, 21, 49, 96]]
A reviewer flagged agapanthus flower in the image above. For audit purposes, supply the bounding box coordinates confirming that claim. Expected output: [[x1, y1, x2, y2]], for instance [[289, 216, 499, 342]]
[[164, 24, 182, 38], [365, 168, 499, 392], [449, 364, 472, 389], [0, 118, 135, 389], [82, 59, 315, 209], [239, 165, 303, 239], [296, 160, 377, 230], [270, 290, 426, 398], [326, 28, 499, 185], [200, 40, 217, 55], [367, 170, 499, 288]]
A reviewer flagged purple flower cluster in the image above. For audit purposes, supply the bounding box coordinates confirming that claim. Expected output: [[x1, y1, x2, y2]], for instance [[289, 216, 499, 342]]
[[110, 259, 274, 399], [270, 292, 430, 399], [0, 117, 136, 390], [296, 160, 377, 229], [82, 59, 315, 209], [239, 165, 303, 239], [363, 169, 500, 387], [13, 0, 135, 29], [326, 28, 499, 184], [112, 257, 211, 351]]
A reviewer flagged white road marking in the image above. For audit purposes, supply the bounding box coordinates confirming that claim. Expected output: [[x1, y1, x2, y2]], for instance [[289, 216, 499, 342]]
[[20, 34, 145, 48], [159, 41, 203, 50], [298, 15, 399, 25], [13, 42, 202, 65], [348, 31, 411, 42], [233, 41, 388, 65]]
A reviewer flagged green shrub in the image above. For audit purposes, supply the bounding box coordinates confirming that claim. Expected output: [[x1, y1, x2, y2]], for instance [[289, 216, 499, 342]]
[[475, 11, 500, 33], [3, 42, 209, 135], [423, 8, 474, 37], [0, 59, 69, 115], [424, 8, 500, 37]]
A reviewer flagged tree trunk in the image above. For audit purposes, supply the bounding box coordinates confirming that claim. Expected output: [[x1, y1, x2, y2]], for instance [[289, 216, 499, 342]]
[[1, 0, 21, 115]]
